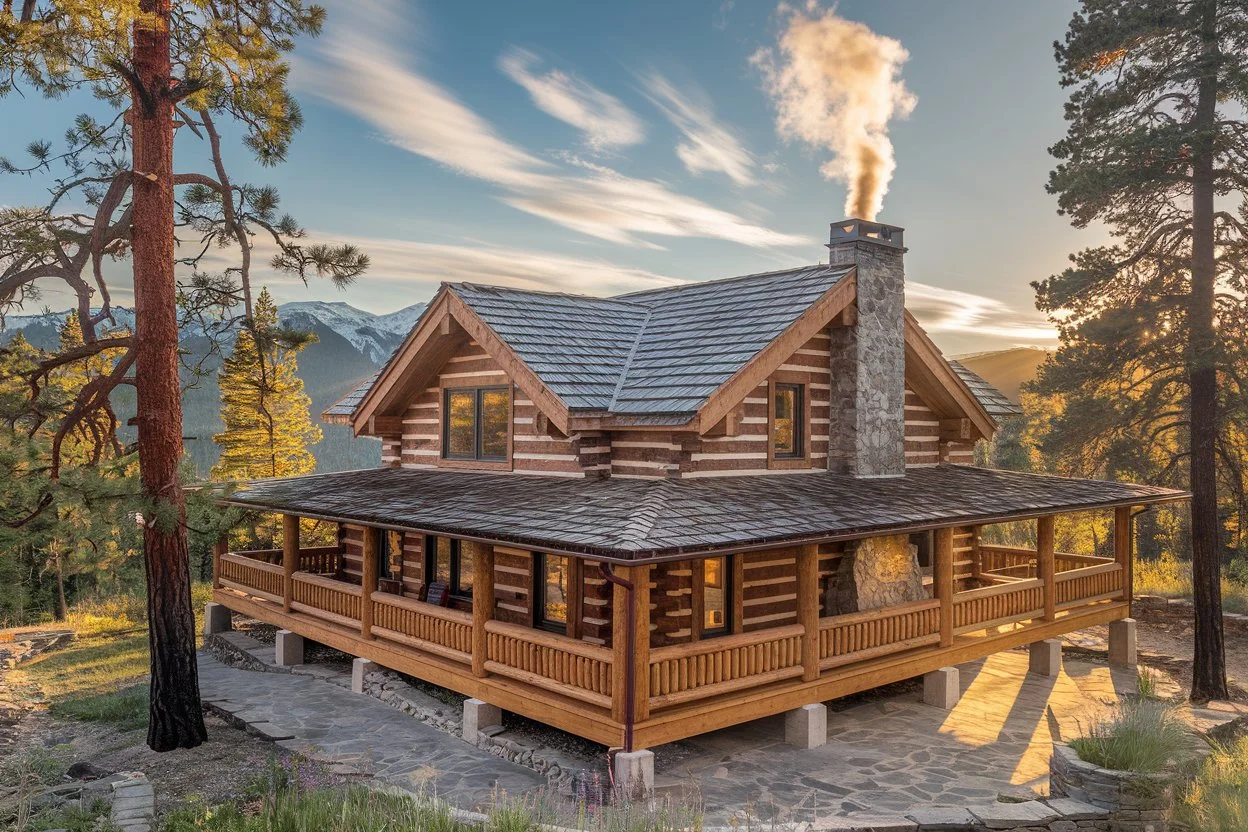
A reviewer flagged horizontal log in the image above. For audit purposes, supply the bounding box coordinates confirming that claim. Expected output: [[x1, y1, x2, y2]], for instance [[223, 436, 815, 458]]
[[954, 578, 1044, 602], [373, 625, 472, 665], [818, 598, 941, 630], [373, 591, 473, 625], [649, 623, 806, 662], [290, 601, 358, 630], [649, 665, 804, 709], [818, 633, 941, 670], [1055, 562, 1122, 581], [218, 581, 283, 606], [484, 618, 612, 662], [483, 661, 612, 709]]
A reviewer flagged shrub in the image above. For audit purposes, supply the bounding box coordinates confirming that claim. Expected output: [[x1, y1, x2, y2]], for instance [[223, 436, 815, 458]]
[[1174, 736, 1248, 832], [1069, 698, 1189, 773]]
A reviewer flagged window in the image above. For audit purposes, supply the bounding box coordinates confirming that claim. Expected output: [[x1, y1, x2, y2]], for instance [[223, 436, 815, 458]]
[[425, 536, 474, 598], [444, 386, 510, 461], [772, 383, 804, 459], [535, 553, 571, 633], [909, 530, 934, 570], [374, 528, 394, 580], [701, 556, 731, 637]]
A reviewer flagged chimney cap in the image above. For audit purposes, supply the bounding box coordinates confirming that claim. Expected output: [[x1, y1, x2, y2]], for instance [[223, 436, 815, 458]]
[[827, 218, 905, 250]]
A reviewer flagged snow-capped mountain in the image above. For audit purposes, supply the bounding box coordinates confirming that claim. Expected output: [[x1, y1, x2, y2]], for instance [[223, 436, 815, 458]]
[[277, 301, 424, 364], [1, 300, 425, 365]]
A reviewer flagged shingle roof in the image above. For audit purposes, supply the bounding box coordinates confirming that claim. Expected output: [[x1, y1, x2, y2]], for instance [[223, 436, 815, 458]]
[[324, 264, 1016, 426], [948, 360, 1024, 417], [223, 465, 1184, 561]]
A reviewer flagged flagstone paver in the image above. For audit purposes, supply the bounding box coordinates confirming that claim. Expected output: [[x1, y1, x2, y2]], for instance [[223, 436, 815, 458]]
[[197, 652, 541, 809]]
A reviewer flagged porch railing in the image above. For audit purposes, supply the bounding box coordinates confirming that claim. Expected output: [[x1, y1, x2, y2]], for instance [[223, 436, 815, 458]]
[[819, 598, 941, 669], [290, 572, 361, 627], [484, 619, 614, 708], [373, 591, 473, 664], [1057, 562, 1124, 609], [647, 624, 805, 709], [953, 578, 1045, 633], [218, 552, 284, 602]]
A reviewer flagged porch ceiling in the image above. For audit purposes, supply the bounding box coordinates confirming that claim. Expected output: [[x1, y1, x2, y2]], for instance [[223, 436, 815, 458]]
[[218, 465, 1185, 563]]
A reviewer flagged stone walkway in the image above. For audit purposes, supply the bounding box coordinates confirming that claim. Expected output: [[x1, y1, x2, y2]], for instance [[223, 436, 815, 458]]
[[659, 649, 1145, 824], [197, 652, 542, 809]]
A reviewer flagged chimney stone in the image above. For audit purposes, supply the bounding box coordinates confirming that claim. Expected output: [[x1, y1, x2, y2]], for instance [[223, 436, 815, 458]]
[[826, 219, 907, 477]]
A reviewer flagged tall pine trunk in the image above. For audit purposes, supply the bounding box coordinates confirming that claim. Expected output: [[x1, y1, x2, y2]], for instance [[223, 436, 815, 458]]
[[131, 0, 207, 750], [1188, 0, 1228, 703], [54, 547, 67, 621]]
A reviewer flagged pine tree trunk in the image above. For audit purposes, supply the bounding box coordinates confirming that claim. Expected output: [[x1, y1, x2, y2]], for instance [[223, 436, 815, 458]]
[[1188, 0, 1228, 703], [131, 0, 207, 751], [54, 548, 67, 621]]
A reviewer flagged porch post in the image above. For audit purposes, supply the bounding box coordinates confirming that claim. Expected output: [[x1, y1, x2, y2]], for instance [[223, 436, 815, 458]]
[[1114, 506, 1133, 611], [281, 514, 299, 613], [212, 535, 227, 590], [611, 568, 631, 724], [633, 564, 652, 724], [796, 544, 821, 682], [1038, 515, 1056, 622], [361, 528, 377, 640], [934, 527, 954, 647], [470, 541, 495, 678]]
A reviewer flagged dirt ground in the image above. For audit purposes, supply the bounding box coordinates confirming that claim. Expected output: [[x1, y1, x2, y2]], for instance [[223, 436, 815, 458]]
[[1071, 597, 1248, 699]]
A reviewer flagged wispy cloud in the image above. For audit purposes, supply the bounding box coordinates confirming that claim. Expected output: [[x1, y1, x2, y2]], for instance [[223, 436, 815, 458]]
[[500, 48, 644, 152], [296, 1, 807, 250], [639, 71, 757, 187], [907, 282, 1057, 342]]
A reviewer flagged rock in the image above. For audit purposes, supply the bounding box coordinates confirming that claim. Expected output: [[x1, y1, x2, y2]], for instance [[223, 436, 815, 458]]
[[67, 761, 112, 781]]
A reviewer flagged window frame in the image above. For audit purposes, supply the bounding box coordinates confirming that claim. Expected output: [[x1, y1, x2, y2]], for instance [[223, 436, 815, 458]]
[[768, 380, 810, 468], [533, 553, 579, 636], [374, 528, 394, 581], [441, 385, 511, 464], [424, 535, 473, 600], [696, 555, 733, 639]]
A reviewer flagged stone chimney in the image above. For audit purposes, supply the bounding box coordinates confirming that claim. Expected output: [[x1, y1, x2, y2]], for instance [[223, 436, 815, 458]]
[[826, 218, 907, 478]]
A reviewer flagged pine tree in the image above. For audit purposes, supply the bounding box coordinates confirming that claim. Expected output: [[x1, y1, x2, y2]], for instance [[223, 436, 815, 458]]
[[1041, 0, 1248, 701], [212, 288, 321, 483]]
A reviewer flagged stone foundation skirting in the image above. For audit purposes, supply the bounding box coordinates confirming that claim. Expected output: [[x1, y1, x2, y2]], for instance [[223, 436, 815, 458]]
[[1049, 744, 1172, 832]]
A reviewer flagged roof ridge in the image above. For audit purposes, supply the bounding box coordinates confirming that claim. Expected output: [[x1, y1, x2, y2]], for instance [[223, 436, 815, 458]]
[[610, 481, 672, 549], [450, 280, 649, 310], [613, 263, 839, 301], [606, 305, 655, 412]]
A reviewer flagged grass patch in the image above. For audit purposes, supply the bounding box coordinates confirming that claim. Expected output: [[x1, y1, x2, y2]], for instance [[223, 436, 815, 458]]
[[1069, 698, 1189, 773], [49, 683, 149, 732], [10, 584, 212, 729], [1174, 736, 1248, 832], [1134, 553, 1248, 613]]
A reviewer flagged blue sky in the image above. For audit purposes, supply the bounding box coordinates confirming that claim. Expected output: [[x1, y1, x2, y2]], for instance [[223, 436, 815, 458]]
[[0, 0, 1108, 355]]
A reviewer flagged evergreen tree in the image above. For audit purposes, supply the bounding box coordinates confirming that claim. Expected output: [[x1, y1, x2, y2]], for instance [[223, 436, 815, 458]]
[[212, 288, 321, 482], [1041, 0, 1248, 701]]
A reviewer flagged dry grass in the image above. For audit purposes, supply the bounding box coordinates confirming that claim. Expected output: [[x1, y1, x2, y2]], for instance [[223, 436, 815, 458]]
[[1069, 697, 1190, 773], [1133, 553, 1248, 614], [1174, 736, 1248, 832]]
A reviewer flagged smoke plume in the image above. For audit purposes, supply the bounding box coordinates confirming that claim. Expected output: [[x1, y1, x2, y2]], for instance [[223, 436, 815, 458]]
[[753, 3, 916, 220]]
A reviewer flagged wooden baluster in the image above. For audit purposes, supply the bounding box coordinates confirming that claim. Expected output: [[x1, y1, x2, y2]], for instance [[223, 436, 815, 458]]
[[468, 541, 494, 678], [796, 544, 820, 682], [1038, 516, 1056, 622], [935, 527, 954, 647], [282, 514, 299, 613]]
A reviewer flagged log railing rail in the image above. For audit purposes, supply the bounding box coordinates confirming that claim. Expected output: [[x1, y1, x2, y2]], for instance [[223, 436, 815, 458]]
[[1056, 562, 1124, 609], [953, 578, 1044, 634], [484, 619, 613, 708], [819, 598, 941, 669], [218, 552, 284, 602], [373, 591, 473, 664], [647, 623, 805, 710], [290, 572, 361, 628]]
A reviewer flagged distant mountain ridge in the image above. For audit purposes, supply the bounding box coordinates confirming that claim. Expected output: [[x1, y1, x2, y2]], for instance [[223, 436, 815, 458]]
[[952, 346, 1048, 404], [1, 300, 426, 475]]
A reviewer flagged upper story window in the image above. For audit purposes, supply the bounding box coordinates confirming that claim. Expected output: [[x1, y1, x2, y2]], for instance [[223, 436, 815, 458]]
[[444, 386, 509, 461], [771, 383, 805, 459], [425, 535, 473, 598]]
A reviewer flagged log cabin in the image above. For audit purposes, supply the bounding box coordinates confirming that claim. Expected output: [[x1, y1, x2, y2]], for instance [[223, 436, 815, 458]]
[[209, 218, 1184, 768]]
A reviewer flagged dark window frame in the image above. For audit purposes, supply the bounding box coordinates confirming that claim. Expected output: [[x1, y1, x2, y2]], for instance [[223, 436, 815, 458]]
[[772, 382, 805, 460], [424, 535, 473, 599], [534, 552, 573, 635], [442, 385, 510, 462], [699, 555, 733, 638], [374, 528, 394, 581]]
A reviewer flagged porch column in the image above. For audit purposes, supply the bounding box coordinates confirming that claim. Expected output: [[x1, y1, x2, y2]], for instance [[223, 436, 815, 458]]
[[1038, 515, 1056, 622], [934, 527, 954, 647], [212, 535, 227, 590], [796, 544, 821, 682], [1114, 506, 1133, 610], [360, 528, 377, 640], [470, 541, 495, 678], [611, 564, 651, 726], [282, 514, 299, 613]]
